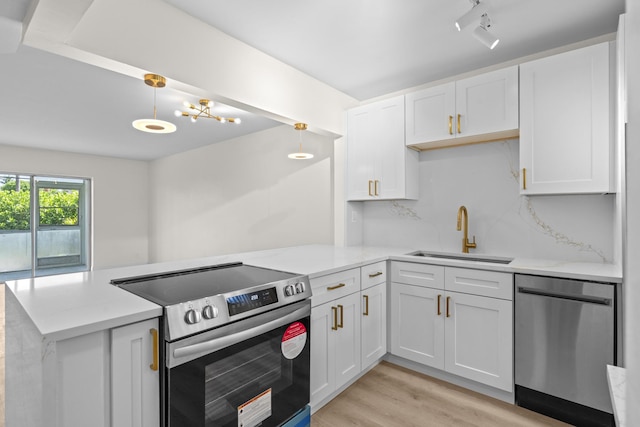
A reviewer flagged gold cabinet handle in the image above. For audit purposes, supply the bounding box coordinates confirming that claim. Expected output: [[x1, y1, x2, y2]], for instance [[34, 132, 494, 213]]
[[374, 180, 379, 196], [457, 114, 461, 134], [446, 296, 451, 318], [437, 294, 442, 316], [522, 168, 527, 190], [363, 295, 369, 316], [448, 115, 453, 135], [368, 271, 383, 278], [368, 180, 373, 196], [149, 328, 159, 371], [331, 306, 338, 330], [337, 304, 344, 328], [327, 283, 346, 291]]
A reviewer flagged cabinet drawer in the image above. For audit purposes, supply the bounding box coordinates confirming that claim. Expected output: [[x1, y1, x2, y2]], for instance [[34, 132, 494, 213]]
[[310, 268, 361, 307], [391, 262, 444, 289], [361, 261, 387, 290], [445, 267, 513, 300]]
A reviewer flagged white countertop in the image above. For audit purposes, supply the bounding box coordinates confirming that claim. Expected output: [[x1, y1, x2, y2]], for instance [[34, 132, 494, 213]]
[[4, 244, 622, 342], [607, 365, 626, 427]]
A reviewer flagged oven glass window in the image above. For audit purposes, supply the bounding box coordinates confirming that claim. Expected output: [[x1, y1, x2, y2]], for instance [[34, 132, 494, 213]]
[[168, 316, 310, 427]]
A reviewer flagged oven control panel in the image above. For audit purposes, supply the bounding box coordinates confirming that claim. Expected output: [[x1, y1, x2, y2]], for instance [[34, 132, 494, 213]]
[[165, 276, 312, 341]]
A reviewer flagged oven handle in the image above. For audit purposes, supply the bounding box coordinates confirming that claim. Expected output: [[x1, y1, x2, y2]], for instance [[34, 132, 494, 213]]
[[173, 305, 309, 360]]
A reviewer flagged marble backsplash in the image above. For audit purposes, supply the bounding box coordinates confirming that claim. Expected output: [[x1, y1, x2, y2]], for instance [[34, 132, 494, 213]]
[[359, 139, 615, 263]]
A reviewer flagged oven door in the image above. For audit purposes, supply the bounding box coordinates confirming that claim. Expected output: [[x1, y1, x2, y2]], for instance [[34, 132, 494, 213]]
[[166, 299, 311, 427]]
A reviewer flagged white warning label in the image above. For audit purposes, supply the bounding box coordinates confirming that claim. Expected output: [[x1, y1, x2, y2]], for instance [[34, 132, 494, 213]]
[[281, 322, 307, 360], [238, 388, 272, 427]]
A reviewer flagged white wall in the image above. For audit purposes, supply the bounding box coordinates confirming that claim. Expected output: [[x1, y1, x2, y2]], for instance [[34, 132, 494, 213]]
[[360, 140, 615, 263], [624, 1, 639, 425], [149, 125, 335, 262], [0, 144, 150, 269]]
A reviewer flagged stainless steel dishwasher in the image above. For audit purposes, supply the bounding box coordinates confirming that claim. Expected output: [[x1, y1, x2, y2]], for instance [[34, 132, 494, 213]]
[[515, 274, 616, 427]]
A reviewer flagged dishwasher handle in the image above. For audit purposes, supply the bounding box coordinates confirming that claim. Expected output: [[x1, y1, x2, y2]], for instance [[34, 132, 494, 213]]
[[517, 286, 612, 306]]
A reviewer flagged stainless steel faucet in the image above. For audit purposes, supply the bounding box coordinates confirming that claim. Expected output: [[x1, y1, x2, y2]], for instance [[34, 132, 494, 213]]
[[456, 205, 477, 253]]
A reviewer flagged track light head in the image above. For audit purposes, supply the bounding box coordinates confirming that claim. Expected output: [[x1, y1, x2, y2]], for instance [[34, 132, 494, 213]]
[[473, 13, 500, 49], [455, 0, 488, 31]]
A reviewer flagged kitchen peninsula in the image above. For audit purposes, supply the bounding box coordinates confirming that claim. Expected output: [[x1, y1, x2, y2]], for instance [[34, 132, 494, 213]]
[[5, 244, 621, 427]]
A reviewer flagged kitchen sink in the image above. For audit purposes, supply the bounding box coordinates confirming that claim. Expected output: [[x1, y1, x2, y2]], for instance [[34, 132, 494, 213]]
[[405, 251, 513, 264]]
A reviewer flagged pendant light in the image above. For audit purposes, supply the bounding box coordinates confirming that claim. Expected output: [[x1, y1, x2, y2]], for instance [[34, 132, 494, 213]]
[[288, 123, 314, 160], [132, 73, 177, 134]]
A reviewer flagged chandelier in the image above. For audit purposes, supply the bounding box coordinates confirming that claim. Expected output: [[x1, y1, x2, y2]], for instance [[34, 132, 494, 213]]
[[175, 99, 241, 124]]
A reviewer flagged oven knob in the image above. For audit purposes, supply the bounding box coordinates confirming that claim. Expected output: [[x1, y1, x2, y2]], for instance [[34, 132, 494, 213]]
[[202, 305, 218, 320], [184, 309, 202, 324], [295, 282, 305, 294], [284, 285, 295, 297]]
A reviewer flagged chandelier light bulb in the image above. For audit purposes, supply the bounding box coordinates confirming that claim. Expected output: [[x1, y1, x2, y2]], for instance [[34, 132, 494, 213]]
[[190, 116, 197, 123]]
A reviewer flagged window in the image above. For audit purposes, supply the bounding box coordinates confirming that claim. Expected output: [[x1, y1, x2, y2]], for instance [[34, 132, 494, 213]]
[[0, 173, 91, 281]]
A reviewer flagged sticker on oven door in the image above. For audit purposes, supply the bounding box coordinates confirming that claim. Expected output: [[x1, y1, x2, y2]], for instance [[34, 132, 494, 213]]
[[281, 321, 307, 360], [238, 388, 271, 427]]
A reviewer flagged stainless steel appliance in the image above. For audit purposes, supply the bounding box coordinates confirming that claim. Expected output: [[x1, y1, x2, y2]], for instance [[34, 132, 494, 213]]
[[515, 274, 616, 427], [112, 262, 312, 427]]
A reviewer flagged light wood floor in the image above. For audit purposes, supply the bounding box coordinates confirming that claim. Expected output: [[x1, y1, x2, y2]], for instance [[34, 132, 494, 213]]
[[311, 361, 571, 427]]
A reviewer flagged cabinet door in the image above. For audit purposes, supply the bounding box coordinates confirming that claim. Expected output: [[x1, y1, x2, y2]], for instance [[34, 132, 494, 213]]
[[390, 283, 444, 369], [310, 302, 336, 408], [444, 291, 513, 391], [405, 82, 456, 145], [347, 104, 376, 200], [111, 318, 160, 427], [334, 292, 362, 389], [456, 66, 519, 138], [361, 283, 387, 370], [520, 42, 611, 194], [376, 96, 409, 199]]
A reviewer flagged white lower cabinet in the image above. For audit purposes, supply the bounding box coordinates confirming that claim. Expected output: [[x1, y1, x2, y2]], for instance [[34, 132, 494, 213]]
[[310, 262, 387, 409], [361, 282, 387, 370], [390, 262, 513, 392], [111, 318, 160, 427], [444, 290, 513, 391], [390, 283, 444, 367], [310, 292, 361, 407]]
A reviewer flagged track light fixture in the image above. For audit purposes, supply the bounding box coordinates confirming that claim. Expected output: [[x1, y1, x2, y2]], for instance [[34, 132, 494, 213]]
[[473, 13, 500, 49], [455, 0, 487, 31], [174, 99, 241, 124]]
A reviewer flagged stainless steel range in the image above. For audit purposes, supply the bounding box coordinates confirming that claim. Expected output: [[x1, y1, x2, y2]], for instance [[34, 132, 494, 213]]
[[112, 262, 312, 427]]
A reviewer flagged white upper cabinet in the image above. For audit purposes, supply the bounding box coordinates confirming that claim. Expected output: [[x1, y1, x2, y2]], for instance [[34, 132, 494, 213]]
[[406, 66, 519, 150], [347, 95, 419, 201], [520, 42, 613, 195]]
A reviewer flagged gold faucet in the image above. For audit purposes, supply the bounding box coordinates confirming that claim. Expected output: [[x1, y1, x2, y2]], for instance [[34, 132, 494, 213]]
[[456, 205, 477, 253]]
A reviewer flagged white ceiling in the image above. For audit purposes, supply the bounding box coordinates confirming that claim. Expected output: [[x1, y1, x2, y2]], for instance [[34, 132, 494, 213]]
[[0, 0, 626, 161], [164, 0, 625, 100]]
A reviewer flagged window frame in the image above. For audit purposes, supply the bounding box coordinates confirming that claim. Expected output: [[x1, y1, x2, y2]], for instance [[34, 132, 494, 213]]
[[0, 172, 92, 280]]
